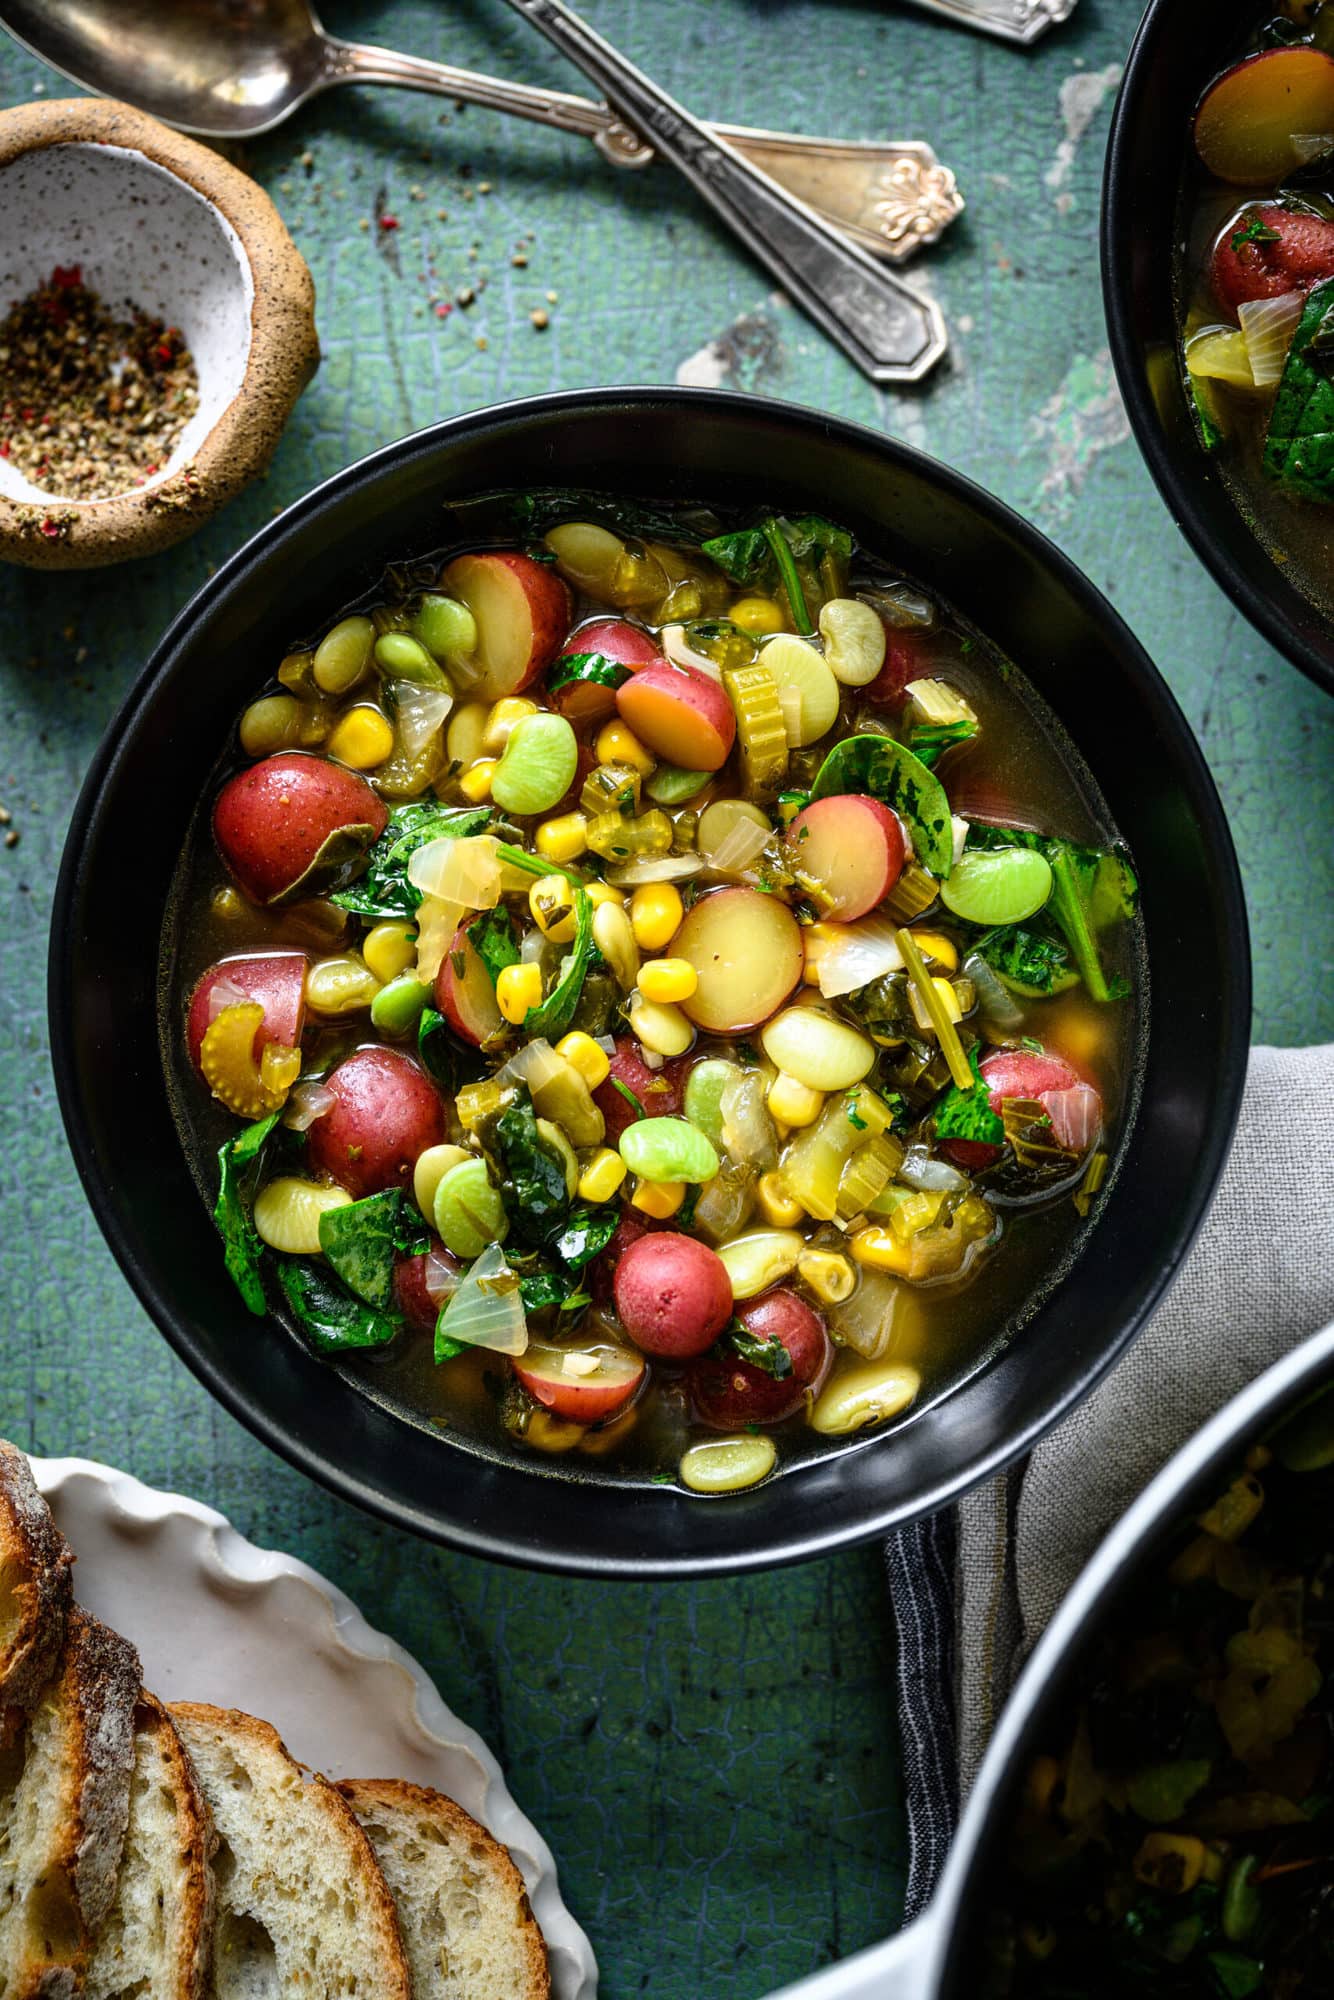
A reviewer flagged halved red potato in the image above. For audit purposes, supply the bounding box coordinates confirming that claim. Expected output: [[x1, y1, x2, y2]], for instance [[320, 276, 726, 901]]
[[186, 951, 307, 1073], [1195, 48, 1334, 186], [306, 1046, 447, 1199], [784, 795, 906, 920], [615, 660, 736, 770], [434, 925, 504, 1048], [672, 887, 804, 1034], [512, 1343, 646, 1424], [213, 752, 388, 905], [440, 551, 572, 700], [1212, 201, 1334, 307], [564, 617, 662, 668]]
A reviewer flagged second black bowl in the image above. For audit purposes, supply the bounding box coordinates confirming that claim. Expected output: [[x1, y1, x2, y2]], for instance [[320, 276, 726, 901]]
[[50, 389, 1249, 1576]]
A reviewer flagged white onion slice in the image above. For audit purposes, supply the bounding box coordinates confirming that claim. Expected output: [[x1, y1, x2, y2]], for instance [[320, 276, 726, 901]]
[[499, 1037, 565, 1095], [408, 833, 500, 908], [391, 681, 453, 756], [660, 623, 723, 681], [423, 1247, 461, 1306], [963, 952, 1023, 1033], [282, 1079, 335, 1131], [1238, 290, 1303, 389], [436, 1243, 528, 1356], [605, 853, 706, 886], [896, 1143, 967, 1193], [700, 815, 769, 873], [414, 894, 465, 985], [1040, 1084, 1102, 1154], [815, 915, 904, 999]]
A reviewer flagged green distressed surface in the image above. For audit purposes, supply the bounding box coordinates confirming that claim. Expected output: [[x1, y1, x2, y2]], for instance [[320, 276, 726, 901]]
[[1, 0, 1331, 1993]]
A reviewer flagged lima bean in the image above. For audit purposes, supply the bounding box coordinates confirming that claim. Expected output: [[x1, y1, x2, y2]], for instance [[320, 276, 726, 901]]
[[679, 1435, 777, 1494], [717, 1228, 804, 1299], [370, 973, 431, 1037], [809, 1360, 921, 1436], [940, 847, 1052, 926], [433, 1158, 508, 1260], [618, 1117, 719, 1185], [683, 1059, 742, 1149], [491, 712, 578, 816], [412, 593, 477, 662], [313, 615, 374, 695]]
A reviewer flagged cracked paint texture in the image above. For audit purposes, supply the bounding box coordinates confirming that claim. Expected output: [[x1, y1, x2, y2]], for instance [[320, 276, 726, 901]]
[[0, 1, 1330, 1996]]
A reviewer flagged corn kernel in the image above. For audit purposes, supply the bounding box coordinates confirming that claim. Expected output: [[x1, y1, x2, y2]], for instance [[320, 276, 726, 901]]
[[535, 812, 589, 864], [767, 1070, 824, 1127], [910, 929, 959, 973], [637, 957, 698, 1004], [757, 1172, 804, 1229], [585, 879, 625, 909], [631, 1177, 685, 1219], [1133, 1834, 1207, 1896], [326, 704, 394, 770], [595, 719, 655, 775], [628, 993, 692, 1057], [908, 974, 962, 1034], [629, 882, 684, 951], [497, 961, 543, 1024], [556, 1031, 612, 1090], [578, 1147, 628, 1203], [849, 1225, 915, 1275], [729, 595, 785, 637], [482, 695, 539, 755], [362, 920, 418, 985], [529, 874, 579, 943], [797, 1248, 856, 1303], [458, 758, 497, 803]]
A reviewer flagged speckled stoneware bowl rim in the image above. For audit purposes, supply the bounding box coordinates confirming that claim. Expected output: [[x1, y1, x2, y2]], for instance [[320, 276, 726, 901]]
[[0, 98, 318, 570]]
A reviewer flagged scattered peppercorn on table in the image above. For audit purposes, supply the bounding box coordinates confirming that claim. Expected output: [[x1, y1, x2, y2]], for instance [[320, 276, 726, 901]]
[[1, 4, 1331, 1997]]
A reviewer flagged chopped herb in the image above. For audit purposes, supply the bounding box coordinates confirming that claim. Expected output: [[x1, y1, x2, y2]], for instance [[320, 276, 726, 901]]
[[610, 1075, 646, 1120], [468, 905, 520, 989], [727, 1322, 794, 1379], [846, 1093, 869, 1131], [933, 1048, 1004, 1148], [1231, 213, 1281, 252]]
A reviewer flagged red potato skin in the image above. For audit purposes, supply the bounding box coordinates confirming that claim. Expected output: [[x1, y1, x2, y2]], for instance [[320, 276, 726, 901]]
[[613, 1232, 734, 1360], [434, 926, 503, 1048], [590, 1210, 661, 1307], [938, 1048, 1084, 1173], [442, 551, 571, 695], [865, 626, 926, 709], [511, 1348, 646, 1424], [186, 951, 307, 1073], [615, 659, 736, 771], [306, 1047, 447, 1199], [687, 1288, 831, 1428], [213, 752, 388, 905], [593, 1038, 685, 1143], [785, 794, 906, 920], [393, 1240, 459, 1335], [1212, 203, 1334, 309], [562, 617, 663, 669]]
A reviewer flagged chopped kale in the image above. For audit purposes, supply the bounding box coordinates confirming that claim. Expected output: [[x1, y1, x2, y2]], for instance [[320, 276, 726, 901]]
[[977, 925, 1076, 998], [967, 825, 1136, 1003], [550, 1205, 619, 1270], [1263, 275, 1334, 501], [523, 884, 594, 1038], [933, 1048, 1004, 1148], [701, 514, 852, 635], [1230, 212, 1281, 252], [317, 1189, 404, 1312], [331, 802, 492, 919], [468, 905, 520, 989], [493, 1088, 571, 1248]]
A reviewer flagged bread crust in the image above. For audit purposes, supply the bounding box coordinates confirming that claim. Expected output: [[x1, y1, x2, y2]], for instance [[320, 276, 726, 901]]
[[170, 1703, 412, 2000], [0, 1441, 74, 1745], [337, 1776, 551, 2000]]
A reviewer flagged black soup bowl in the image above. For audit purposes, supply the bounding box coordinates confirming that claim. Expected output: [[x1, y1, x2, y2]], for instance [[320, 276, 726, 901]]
[[1104, 0, 1334, 698], [50, 389, 1250, 1577]]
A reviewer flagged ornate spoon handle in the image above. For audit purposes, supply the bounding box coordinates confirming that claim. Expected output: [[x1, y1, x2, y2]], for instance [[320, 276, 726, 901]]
[[489, 0, 948, 383]]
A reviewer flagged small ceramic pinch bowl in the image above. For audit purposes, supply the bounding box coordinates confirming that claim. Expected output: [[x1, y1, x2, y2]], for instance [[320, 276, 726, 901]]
[[0, 98, 318, 569]]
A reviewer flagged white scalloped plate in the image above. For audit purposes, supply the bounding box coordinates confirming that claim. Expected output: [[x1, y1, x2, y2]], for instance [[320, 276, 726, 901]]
[[31, 1456, 598, 2000]]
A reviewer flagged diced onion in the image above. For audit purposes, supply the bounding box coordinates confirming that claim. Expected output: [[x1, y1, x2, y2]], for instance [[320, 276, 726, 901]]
[[499, 1037, 566, 1094], [414, 894, 465, 985], [816, 916, 904, 999], [641, 1048, 665, 1070], [1237, 291, 1304, 389], [392, 681, 453, 756], [700, 814, 770, 875], [776, 682, 804, 749], [963, 952, 1023, 1033], [951, 815, 970, 865], [281, 1079, 335, 1131], [896, 1144, 967, 1193], [562, 1351, 601, 1378], [605, 853, 707, 886], [423, 1248, 461, 1306], [1041, 1084, 1102, 1154], [594, 1034, 618, 1054], [660, 623, 722, 680], [207, 977, 251, 1022], [408, 833, 501, 908], [436, 1243, 528, 1356]]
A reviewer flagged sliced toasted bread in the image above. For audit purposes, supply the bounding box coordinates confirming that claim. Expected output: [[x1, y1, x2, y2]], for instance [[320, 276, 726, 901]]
[[0, 1606, 140, 2000], [86, 1691, 215, 2000], [169, 1704, 411, 2000], [337, 1779, 551, 2000], [0, 1441, 74, 1746]]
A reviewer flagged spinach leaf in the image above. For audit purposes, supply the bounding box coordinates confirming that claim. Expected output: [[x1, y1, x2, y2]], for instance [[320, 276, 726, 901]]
[[317, 1189, 403, 1311], [547, 651, 631, 705], [908, 717, 978, 768], [933, 1048, 1004, 1148], [417, 1005, 488, 1098], [807, 733, 953, 877], [1264, 275, 1334, 500], [1206, 1953, 1264, 2000], [511, 490, 705, 545], [701, 514, 852, 635], [468, 906, 519, 989], [977, 925, 1076, 997], [493, 1088, 571, 1248], [213, 1111, 280, 1315], [276, 1257, 400, 1354], [517, 1267, 593, 1315], [550, 1205, 618, 1270], [524, 884, 594, 1038], [728, 1320, 794, 1379], [331, 803, 492, 919], [968, 825, 1136, 1003]]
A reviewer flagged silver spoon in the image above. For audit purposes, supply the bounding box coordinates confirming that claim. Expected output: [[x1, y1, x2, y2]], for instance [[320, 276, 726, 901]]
[[0, 0, 963, 266], [493, 0, 947, 383]]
